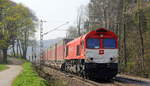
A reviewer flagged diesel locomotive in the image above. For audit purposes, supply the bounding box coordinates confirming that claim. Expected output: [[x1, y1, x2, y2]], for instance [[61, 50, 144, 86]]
[[42, 28, 118, 80]]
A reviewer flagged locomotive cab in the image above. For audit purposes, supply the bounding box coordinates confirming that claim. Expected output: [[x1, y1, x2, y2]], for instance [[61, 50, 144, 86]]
[[84, 28, 118, 80], [85, 38, 118, 63], [85, 28, 118, 63]]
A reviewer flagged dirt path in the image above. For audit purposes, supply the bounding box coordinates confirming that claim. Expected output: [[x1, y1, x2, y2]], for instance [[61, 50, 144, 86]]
[[0, 65, 22, 86]]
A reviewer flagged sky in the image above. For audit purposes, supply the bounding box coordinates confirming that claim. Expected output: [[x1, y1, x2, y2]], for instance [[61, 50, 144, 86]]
[[11, 0, 90, 40]]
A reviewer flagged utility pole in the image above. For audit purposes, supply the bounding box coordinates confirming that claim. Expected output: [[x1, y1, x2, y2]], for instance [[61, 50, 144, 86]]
[[40, 19, 46, 64]]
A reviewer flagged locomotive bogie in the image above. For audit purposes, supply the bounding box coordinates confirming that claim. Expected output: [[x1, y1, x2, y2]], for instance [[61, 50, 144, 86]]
[[85, 63, 118, 80]]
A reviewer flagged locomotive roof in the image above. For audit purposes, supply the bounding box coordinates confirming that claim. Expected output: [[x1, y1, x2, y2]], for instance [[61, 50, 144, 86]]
[[67, 28, 117, 45], [84, 28, 117, 38]]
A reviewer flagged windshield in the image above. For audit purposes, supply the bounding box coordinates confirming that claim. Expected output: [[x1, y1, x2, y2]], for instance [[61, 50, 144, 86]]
[[103, 38, 116, 48], [87, 38, 100, 49]]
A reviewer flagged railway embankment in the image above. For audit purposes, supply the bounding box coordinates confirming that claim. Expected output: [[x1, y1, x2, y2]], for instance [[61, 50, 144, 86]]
[[35, 65, 100, 86], [35, 64, 150, 86], [35, 65, 150, 86]]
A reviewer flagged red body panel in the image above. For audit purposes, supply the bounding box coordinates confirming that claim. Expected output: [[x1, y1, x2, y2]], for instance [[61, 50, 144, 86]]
[[65, 37, 85, 59]]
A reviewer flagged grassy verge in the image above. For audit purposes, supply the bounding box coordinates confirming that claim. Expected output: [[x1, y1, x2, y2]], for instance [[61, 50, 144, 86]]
[[13, 62, 48, 86], [0, 64, 8, 71]]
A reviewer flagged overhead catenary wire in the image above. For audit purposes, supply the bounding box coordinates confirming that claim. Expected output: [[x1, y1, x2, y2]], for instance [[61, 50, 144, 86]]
[[43, 21, 69, 35]]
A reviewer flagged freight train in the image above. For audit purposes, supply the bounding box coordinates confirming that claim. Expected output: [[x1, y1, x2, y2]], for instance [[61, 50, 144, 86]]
[[42, 28, 118, 80]]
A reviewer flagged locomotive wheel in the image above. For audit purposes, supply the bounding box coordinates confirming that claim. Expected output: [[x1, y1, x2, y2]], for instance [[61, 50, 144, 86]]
[[60, 63, 65, 71], [76, 64, 80, 75], [81, 70, 88, 79]]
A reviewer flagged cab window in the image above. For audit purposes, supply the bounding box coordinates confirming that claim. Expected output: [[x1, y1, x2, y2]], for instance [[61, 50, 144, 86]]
[[87, 38, 100, 49], [103, 38, 116, 48], [81, 41, 84, 48], [76, 45, 80, 56], [66, 46, 69, 56]]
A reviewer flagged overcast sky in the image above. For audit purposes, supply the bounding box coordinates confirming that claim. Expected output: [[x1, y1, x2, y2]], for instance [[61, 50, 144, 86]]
[[11, 0, 89, 40]]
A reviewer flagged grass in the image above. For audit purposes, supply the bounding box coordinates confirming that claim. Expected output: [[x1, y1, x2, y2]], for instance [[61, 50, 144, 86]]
[[13, 62, 48, 86], [0, 64, 8, 71]]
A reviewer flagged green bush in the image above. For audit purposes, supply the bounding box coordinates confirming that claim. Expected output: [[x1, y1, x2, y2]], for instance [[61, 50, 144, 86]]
[[13, 62, 48, 86]]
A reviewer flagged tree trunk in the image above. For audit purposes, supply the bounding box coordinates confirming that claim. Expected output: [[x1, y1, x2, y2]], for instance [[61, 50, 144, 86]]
[[22, 29, 28, 59], [137, 0, 145, 74], [77, 7, 83, 36], [2, 48, 8, 64], [23, 49, 27, 59], [12, 41, 16, 57], [123, 23, 127, 67], [117, 0, 124, 72], [17, 39, 19, 57], [32, 45, 34, 61], [104, 7, 107, 28], [18, 40, 23, 57], [138, 11, 145, 74], [22, 40, 27, 59], [122, 0, 127, 68]]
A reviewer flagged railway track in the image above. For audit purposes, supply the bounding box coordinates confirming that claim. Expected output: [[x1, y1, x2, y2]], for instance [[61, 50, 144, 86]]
[[35, 64, 150, 86], [113, 75, 150, 86]]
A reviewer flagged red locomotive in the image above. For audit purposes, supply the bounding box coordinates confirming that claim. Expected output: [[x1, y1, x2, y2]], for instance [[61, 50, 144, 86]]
[[42, 28, 118, 80]]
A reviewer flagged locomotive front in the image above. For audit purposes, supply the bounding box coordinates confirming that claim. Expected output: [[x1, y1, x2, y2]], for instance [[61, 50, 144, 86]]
[[84, 28, 118, 80]]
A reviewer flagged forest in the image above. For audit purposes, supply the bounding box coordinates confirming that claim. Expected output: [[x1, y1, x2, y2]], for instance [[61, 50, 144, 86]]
[[66, 0, 150, 78]]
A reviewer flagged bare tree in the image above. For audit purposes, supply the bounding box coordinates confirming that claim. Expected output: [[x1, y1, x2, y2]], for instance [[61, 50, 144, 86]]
[[66, 26, 78, 39]]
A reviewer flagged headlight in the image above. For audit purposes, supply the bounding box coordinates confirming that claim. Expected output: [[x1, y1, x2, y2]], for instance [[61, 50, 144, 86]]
[[85, 58, 93, 63], [110, 57, 118, 63]]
